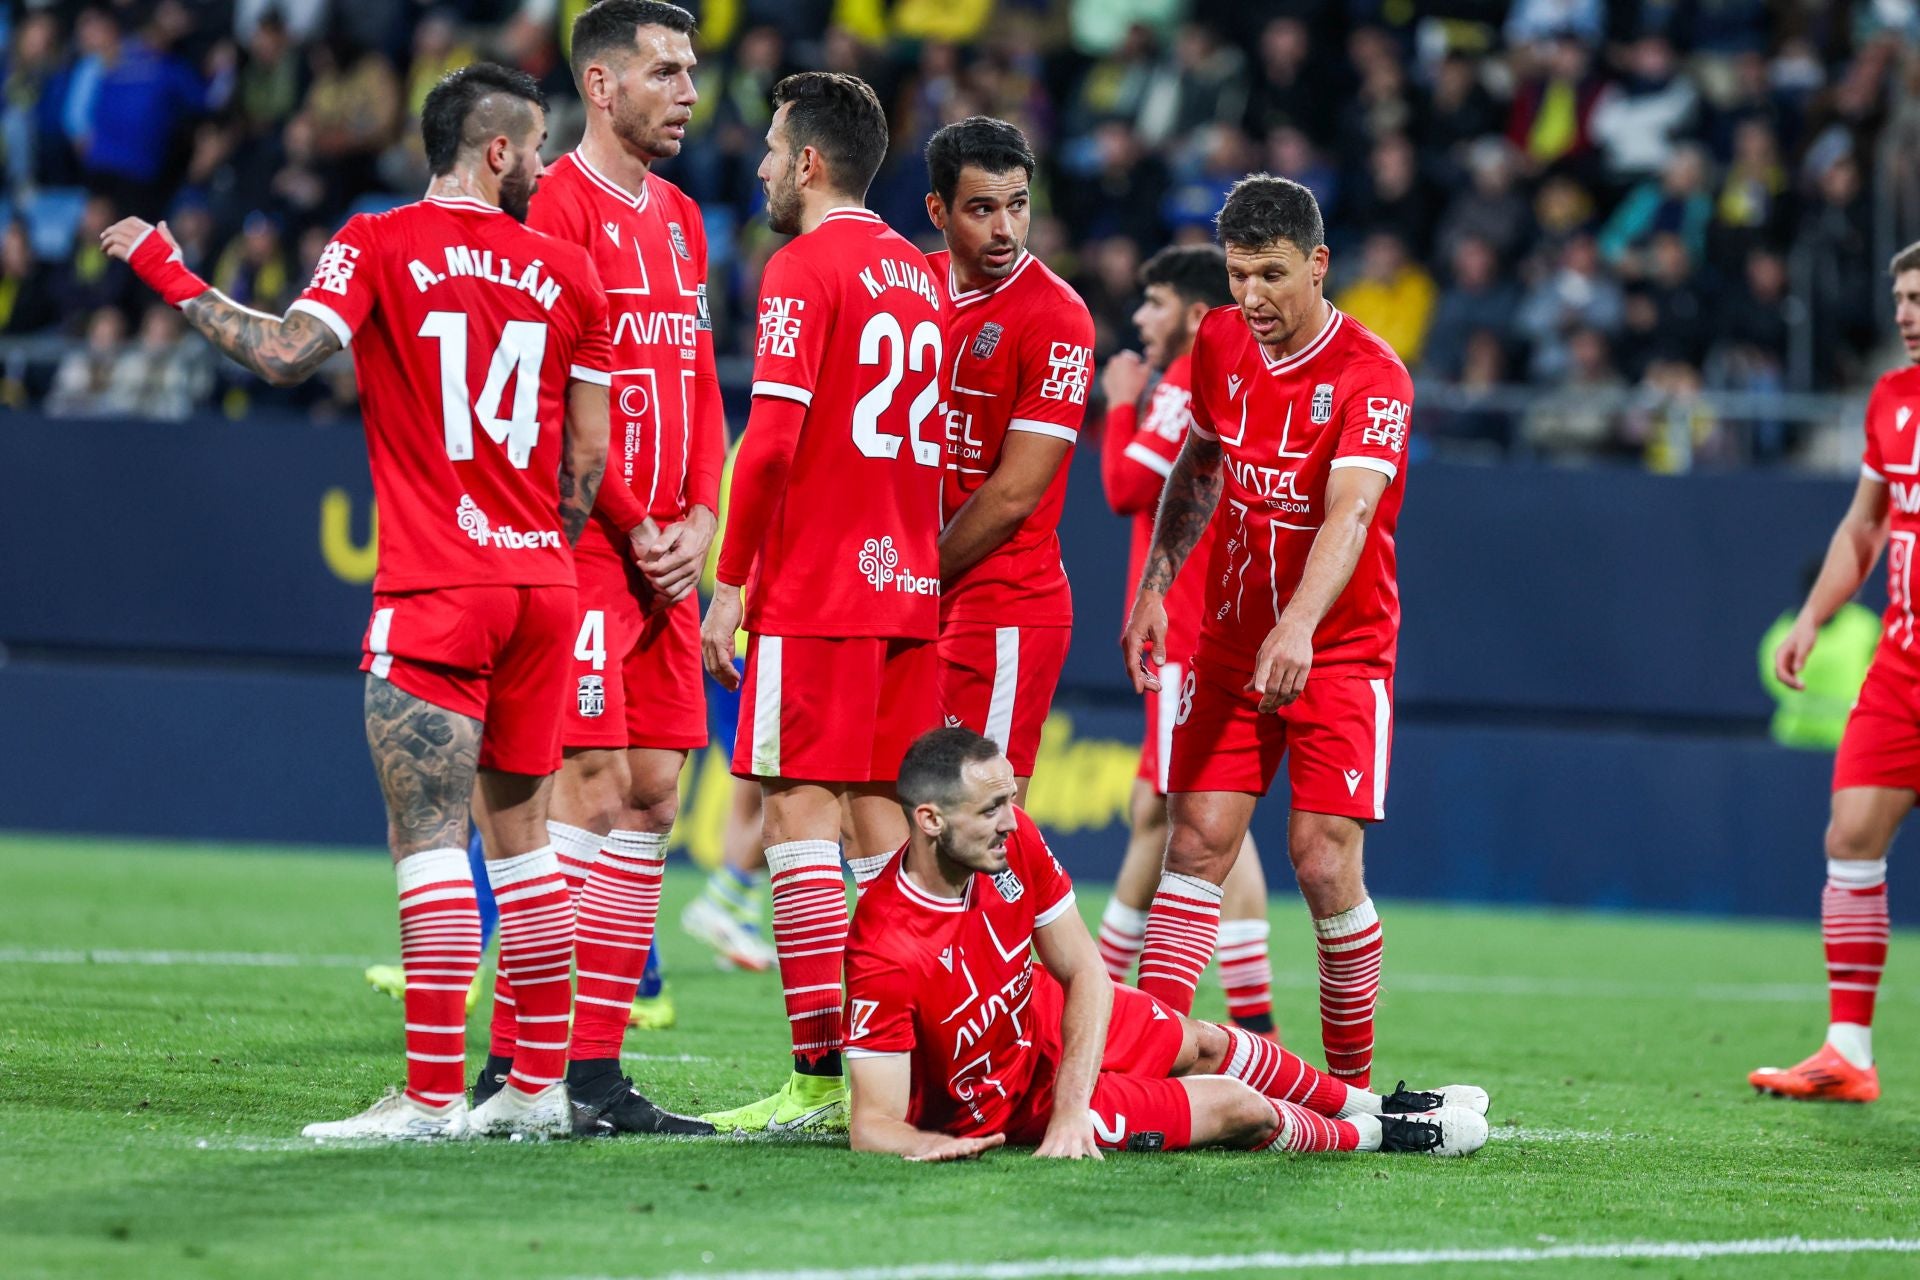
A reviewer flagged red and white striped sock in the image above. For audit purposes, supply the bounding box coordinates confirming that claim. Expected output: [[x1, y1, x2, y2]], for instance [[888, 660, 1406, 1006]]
[[395, 847, 482, 1108], [1825, 857, 1889, 1068], [1252, 1098, 1365, 1152], [767, 839, 848, 1067], [485, 846, 574, 1096], [1218, 918, 1274, 1027], [1138, 872, 1223, 1014], [1096, 899, 1148, 982], [489, 822, 600, 1062], [846, 852, 890, 898], [568, 830, 667, 1064], [1315, 897, 1382, 1086], [1217, 1022, 1348, 1116]]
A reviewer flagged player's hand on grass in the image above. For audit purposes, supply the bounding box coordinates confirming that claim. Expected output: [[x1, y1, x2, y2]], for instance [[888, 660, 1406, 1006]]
[[701, 587, 744, 690], [904, 1133, 1005, 1163], [1249, 616, 1314, 713], [641, 505, 716, 606], [1122, 590, 1169, 694], [1773, 615, 1820, 692], [100, 216, 168, 263], [1032, 1114, 1103, 1161], [1101, 350, 1150, 409]]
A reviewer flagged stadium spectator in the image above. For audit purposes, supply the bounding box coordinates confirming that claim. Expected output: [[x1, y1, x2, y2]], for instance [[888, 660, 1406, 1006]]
[[1134, 23, 1247, 150], [235, 13, 303, 140], [1242, 17, 1331, 145], [1794, 149, 1879, 388], [1516, 232, 1624, 381], [1712, 117, 1792, 265], [299, 31, 401, 194], [52, 194, 135, 330], [3, 10, 65, 193], [0, 220, 58, 335], [1505, 34, 1607, 179], [210, 211, 292, 314], [1434, 137, 1531, 266], [1589, 35, 1699, 192], [1597, 144, 1713, 276], [45, 305, 127, 417], [1262, 124, 1340, 224], [1422, 235, 1520, 382], [1417, 52, 1503, 179], [1333, 230, 1436, 367], [1347, 131, 1435, 257], [76, 3, 222, 213], [1523, 325, 1626, 459], [1426, 328, 1518, 453], [99, 304, 213, 421]]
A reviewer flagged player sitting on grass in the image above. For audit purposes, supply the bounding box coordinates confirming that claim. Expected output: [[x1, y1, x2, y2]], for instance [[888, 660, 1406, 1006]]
[[844, 727, 1488, 1160]]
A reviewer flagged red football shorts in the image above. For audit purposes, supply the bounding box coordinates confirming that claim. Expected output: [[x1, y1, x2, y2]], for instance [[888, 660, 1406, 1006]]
[[732, 634, 938, 783], [1834, 657, 1920, 793], [938, 622, 1072, 775], [361, 583, 575, 776], [1006, 984, 1192, 1151], [1167, 654, 1394, 820], [1137, 659, 1188, 796], [563, 555, 707, 752]]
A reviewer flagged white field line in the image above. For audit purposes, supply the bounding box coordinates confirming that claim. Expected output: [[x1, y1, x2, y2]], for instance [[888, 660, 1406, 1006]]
[[586, 1237, 1920, 1280], [1, 946, 1907, 1005], [622, 1052, 715, 1064]]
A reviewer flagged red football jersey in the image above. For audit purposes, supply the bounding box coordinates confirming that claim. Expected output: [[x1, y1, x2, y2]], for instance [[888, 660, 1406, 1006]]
[[1187, 303, 1411, 677], [929, 250, 1094, 627], [1859, 364, 1920, 674], [527, 152, 721, 568], [740, 208, 945, 638], [1108, 352, 1217, 660], [291, 196, 612, 593], [844, 808, 1080, 1138]]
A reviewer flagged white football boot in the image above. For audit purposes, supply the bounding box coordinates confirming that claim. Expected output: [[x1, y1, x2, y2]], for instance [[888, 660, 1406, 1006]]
[[302, 1089, 468, 1141], [467, 1080, 571, 1139], [1377, 1105, 1489, 1157], [1374, 1080, 1491, 1117]]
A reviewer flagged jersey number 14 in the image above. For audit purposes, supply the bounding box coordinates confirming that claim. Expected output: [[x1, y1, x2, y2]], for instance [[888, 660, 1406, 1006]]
[[418, 310, 548, 470]]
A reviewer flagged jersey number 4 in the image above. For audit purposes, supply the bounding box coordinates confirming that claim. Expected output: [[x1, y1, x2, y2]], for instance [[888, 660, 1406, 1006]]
[[852, 313, 942, 466], [418, 311, 548, 470]]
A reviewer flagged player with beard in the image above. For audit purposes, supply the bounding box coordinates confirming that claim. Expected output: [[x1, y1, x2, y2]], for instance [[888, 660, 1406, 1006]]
[[106, 64, 614, 1138], [1123, 177, 1413, 1089], [471, 0, 717, 1139], [922, 118, 1094, 807], [844, 728, 1487, 1160], [1096, 245, 1275, 1037], [698, 72, 944, 1132]]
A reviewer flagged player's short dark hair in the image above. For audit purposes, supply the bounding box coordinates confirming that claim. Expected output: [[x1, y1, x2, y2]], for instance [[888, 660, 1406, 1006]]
[[1139, 244, 1232, 309], [897, 727, 1003, 812], [1892, 240, 1920, 277], [1215, 174, 1325, 256], [421, 63, 548, 177], [925, 116, 1036, 207], [570, 0, 695, 82], [772, 71, 889, 199]]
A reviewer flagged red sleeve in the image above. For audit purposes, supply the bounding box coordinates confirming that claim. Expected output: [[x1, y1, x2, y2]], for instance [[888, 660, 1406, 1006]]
[[288, 214, 378, 346], [1104, 376, 1196, 516], [749, 247, 828, 406], [713, 394, 807, 586], [568, 252, 614, 387], [1100, 399, 1158, 515], [1008, 301, 1096, 444], [686, 211, 726, 510], [1186, 320, 1220, 441], [1013, 809, 1076, 927], [1331, 359, 1414, 483], [1863, 384, 1887, 481], [845, 938, 918, 1057]]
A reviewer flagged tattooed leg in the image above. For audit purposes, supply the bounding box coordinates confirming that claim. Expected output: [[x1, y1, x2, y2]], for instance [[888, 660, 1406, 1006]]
[[364, 675, 482, 864]]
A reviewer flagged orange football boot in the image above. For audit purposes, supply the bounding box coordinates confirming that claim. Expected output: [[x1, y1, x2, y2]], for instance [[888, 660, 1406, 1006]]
[[1749, 1042, 1880, 1102]]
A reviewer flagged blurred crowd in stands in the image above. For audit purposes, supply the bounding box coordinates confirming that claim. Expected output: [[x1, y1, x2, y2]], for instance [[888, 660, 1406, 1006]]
[[4, 0, 1919, 467]]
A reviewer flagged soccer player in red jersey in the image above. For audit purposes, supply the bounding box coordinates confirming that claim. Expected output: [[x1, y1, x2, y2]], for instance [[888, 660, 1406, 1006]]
[[105, 65, 612, 1139], [698, 72, 945, 1132], [922, 118, 1095, 805], [844, 728, 1487, 1160], [471, 0, 717, 1138], [1122, 177, 1413, 1088], [1095, 245, 1275, 1036], [1748, 244, 1920, 1104]]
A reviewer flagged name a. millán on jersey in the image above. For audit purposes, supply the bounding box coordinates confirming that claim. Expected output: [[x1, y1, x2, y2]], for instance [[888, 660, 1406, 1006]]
[[407, 247, 564, 310], [858, 257, 941, 311]]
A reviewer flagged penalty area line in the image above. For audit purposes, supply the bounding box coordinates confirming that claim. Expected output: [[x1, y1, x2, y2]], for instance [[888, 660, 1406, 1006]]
[[595, 1237, 1920, 1280], [0, 947, 378, 968]]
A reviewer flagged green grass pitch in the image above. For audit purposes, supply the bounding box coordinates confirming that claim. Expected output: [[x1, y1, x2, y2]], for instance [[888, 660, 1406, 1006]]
[[2, 832, 1918, 1280]]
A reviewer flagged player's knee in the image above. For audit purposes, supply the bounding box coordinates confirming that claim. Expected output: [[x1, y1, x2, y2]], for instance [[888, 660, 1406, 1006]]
[[1825, 818, 1888, 863], [1219, 1081, 1277, 1147], [1165, 819, 1235, 881], [625, 791, 680, 834], [1289, 838, 1359, 905], [1183, 1019, 1230, 1075]]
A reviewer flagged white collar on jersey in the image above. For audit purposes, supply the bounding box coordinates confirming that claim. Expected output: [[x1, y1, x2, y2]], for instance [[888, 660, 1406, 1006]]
[[947, 249, 1035, 308], [571, 150, 651, 212], [423, 195, 502, 214], [1259, 302, 1343, 375], [819, 206, 884, 226], [896, 861, 971, 913]]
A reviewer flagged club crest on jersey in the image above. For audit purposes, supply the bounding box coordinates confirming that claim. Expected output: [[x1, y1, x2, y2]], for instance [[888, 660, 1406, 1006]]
[[666, 221, 692, 261], [991, 869, 1025, 903], [1311, 383, 1334, 423], [577, 675, 606, 718], [602, 221, 621, 247], [971, 322, 1004, 360]]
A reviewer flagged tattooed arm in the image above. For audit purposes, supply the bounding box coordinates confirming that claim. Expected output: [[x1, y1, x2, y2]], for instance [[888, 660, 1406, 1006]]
[[1120, 429, 1225, 695], [560, 380, 610, 546], [180, 294, 342, 387]]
